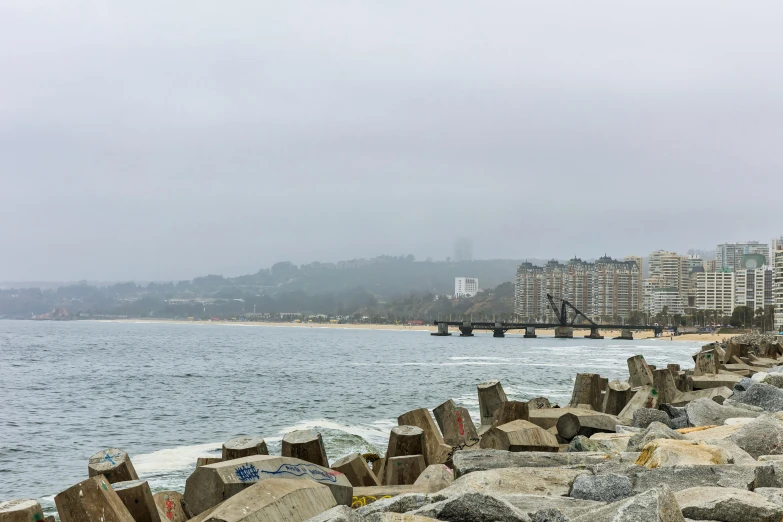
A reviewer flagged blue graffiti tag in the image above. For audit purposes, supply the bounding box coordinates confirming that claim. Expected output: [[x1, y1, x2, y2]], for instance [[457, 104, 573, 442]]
[[102, 452, 122, 466], [260, 463, 338, 483], [235, 463, 261, 482]]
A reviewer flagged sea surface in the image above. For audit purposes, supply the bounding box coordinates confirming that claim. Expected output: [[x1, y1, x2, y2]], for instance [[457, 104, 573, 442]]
[[0, 320, 702, 516]]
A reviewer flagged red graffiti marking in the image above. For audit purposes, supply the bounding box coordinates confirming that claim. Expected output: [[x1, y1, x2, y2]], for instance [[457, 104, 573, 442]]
[[165, 499, 174, 520], [456, 412, 465, 436]]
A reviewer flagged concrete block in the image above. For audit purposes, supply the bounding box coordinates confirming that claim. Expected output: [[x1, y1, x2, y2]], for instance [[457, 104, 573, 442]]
[[412, 464, 452, 491], [477, 380, 507, 426], [386, 426, 424, 459], [635, 439, 729, 468], [556, 412, 619, 441], [54, 476, 135, 522], [652, 369, 679, 405], [331, 453, 380, 488], [554, 326, 574, 338], [569, 373, 603, 411], [480, 419, 559, 452], [690, 374, 743, 390], [152, 491, 188, 522], [627, 355, 653, 388], [528, 407, 598, 430], [112, 480, 160, 522], [384, 455, 426, 486], [183, 455, 352, 516], [432, 399, 478, 446], [617, 386, 658, 421], [0, 499, 45, 522], [222, 436, 268, 461], [88, 448, 139, 484], [397, 409, 451, 466], [694, 349, 719, 376], [204, 478, 336, 522], [491, 400, 529, 427], [282, 430, 329, 468], [601, 381, 630, 416], [197, 457, 223, 468]]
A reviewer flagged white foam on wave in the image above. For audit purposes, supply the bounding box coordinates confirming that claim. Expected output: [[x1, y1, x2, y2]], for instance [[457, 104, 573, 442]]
[[274, 419, 393, 443], [133, 442, 221, 473]]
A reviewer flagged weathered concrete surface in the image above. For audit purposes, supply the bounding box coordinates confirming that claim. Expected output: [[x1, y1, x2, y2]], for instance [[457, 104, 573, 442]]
[[412, 464, 453, 491], [669, 387, 733, 407], [491, 400, 531, 427], [571, 485, 684, 522], [569, 373, 603, 411], [635, 439, 729, 468], [54, 476, 135, 522], [152, 491, 189, 522], [384, 456, 426, 486], [618, 386, 659, 422], [653, 369, 680, 405], [0, 499, 45, 522], [112, 480, 160, 522], [411, 492, 529, 522], [477, 380, 508, 426], [203, 477, 337, 522], [197, 458, 223, 468], [88, 448, 139, 484], [397, 409, 451, 466], [480, 420, 559, 452], [331, 453, 380, 488], [694, 350, 719, 376], [453, 449, 611, 478], [439, 467, 590, 497], [675, 486, 783, 522], [222, 436, 269, 461], [281, 430, 329, 468], [690, 374, 743, 390], [183, 455, 352, 516], [433, 399, 478, 446], [528, 407, 599, 430], [557, 412, 619, 440], [387, 426, 425, 459], [628, 355, 654, 388], [602, 381, 631, 416]]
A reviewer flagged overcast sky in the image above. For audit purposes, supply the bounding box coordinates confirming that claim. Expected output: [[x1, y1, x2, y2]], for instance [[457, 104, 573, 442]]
[[1, 1, 781, 281]]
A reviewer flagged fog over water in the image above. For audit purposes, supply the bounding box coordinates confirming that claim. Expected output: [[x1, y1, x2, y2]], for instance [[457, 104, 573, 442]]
[[1, 1, 782, 282]]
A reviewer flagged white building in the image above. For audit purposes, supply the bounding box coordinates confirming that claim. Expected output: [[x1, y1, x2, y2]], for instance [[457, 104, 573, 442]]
[[644, 251, 690, 312], [734, 254, 773, 311], [695, 270, 735, 316], [648, 287, 685, 315], [717, 241, 770, 271], [455, 277, 479, 298], [774, 239, 783, 332]]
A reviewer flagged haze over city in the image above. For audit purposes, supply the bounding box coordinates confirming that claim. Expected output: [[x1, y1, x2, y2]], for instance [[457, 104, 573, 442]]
[[2, 1, 782, 282]]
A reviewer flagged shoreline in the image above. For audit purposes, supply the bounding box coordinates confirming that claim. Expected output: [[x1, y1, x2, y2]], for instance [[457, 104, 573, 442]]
[[79, 318, 740, 343]]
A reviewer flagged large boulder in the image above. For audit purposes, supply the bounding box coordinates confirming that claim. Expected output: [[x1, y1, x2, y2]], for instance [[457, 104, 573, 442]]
[[612, 464, 757, 494], [675, 486, 783, 522], [503, 496, 605, 520], [633, 409, 672, 429], [350, 486, 432, 509], [570, 485, 684, 522], [569, 474, 632, 502], [183, 455, 352, 515], [438, 467, 589, 497], [567, 435, 625, 454], [354, 493, 436, 516], [733, 383, 783, 412], [411, 492, 528, 522], [365, 515, 441, 522], [753, 488, 783, 507], [635, 440, 729, 468], [730, 414, 783, 459], [305, 505, 363, 522], [627, 422, 685, 452], [480, 420, 559, 452], [529, 509, 568, 522], [412, 464, 453, 491], [202, 477, 336, 522], [684, 399, 760, 427], [453, 449, 611, 478]]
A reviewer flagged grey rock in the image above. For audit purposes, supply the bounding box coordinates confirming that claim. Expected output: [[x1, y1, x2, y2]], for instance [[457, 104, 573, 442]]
[[762, 375, 783, 389], [753, 487, 783, 507], [722, 398, 764, 412], [667, 416, 689, 430], [530, 509, 569, 522], [567, 436, 618, 453], [452, 450, 612, 478], [570, 485, 685, 522], [702, 438, 756, 465], [633, 408, 672, 429], [439, 467, 589, 498], [355, 493, 434, 516], [754, 463, 783, 488], [735, 377, 755, 392], [685, 398, 761, 427], [731, 414, 783, 459], [306, 505, 364, 522], [504, 496, 604, 520], [627, 422, 685, 452], [675, 486, 783, 522], [734, 383, 783, 412], [569, 474, 632, 502], [411, 492, 531, 522], [613, 464, 758, 493], [760, 455, 783, 462], [616, 425, 642, 434]]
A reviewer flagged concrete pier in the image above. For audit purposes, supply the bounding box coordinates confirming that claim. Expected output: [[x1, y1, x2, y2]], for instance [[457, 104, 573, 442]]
[[585, 328, 604, 339], [431, 323, 451, 336], [615, 329, 634, 340], [524, 327, 537, 338], [554, 326, 574, 338], [459, 321, 474, 337]]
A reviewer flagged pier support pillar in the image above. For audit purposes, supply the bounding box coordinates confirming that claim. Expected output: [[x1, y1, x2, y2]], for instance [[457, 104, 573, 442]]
[[616, 329, 634, 340], [431, 323, 451, 336], [459, 322, 474, 337], [585, 328, 604, 339], [524, 327, 537, 338], [554, 326, 574, 338], [493, 328, 505, 338]]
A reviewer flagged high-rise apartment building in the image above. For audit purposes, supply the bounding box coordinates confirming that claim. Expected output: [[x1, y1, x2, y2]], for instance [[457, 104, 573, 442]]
[[645, 250, 690, 311], [695, 270, 735, 315], [774, 239, 783, 332], [514, 257, 641, 322], [454, 277, 479, 298], [716, 241, 770, 271]]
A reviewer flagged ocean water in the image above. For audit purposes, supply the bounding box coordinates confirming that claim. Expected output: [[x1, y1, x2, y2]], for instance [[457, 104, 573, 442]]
[[0, 320, 701, 516]]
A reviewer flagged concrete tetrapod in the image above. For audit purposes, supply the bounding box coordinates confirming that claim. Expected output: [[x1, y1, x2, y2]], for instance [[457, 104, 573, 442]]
[[112, 480, 161, 522], [331, 453, 380, 487], [694, 349, 719, 376], [0, 499, 45, 522], [281, 430, 329, 468], [222, 436, 269, 461], [203, 478, 337, 522], [384, 455, 427, 486], [88, 448, 139, 484], [480, 419, 559, 452], [432, 399, 478, 446], [152, 491, 189, 522], [627, 355, 654, 388], [183, 455, 353, 516], [476, 380, 507, 426], [601, 381, 631, 416], [54, 476, 135, 522], [197, 458, 223, 468], [396, 409, 451, 466], [556, 412, 619, 441], [569, 373, 603, 411], [491, 400, 530, 427], [386, 426, 425, 459]]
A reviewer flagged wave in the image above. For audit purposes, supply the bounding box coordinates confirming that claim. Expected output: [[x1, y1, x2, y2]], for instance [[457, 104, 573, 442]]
[[133, 442, 221, 474]]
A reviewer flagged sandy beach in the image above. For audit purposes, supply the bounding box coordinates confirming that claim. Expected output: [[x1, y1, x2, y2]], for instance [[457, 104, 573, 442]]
[[89, 318, 737, 343]]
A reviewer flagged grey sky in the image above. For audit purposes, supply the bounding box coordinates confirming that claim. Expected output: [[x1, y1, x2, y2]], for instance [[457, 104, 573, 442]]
[[1, 1, 781, 281]]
